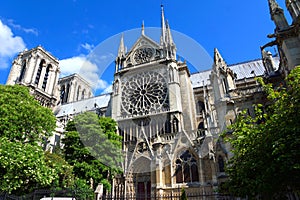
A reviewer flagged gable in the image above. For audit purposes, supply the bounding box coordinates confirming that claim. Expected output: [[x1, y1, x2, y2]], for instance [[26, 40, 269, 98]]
[[125, 35, 161, 66]]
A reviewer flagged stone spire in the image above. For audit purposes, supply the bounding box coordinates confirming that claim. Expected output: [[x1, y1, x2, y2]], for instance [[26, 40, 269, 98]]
[[118, 33, 125, 58], [286, 0, 300, 21], [160, 4, 166, 46], [115, 34, 125, 72], [213, 48, 225, 66], [141, 20, 145, 35], [268, 0, 289, 30], [166, 20, 174, 45], [166, 20, 176, 59]]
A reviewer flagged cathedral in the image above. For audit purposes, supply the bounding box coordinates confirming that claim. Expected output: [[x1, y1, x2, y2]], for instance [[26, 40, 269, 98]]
[[5, 0, 300, 198]]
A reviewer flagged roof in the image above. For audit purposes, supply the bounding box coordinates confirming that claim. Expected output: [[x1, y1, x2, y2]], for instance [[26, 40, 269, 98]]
[[190, 70, 211, 88], [229, 57, 279, 80], [55, 93, 111, 117], [191, 57, 280, 88]]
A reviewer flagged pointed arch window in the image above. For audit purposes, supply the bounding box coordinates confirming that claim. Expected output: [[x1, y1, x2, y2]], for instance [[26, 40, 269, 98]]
[[175, 150, 199, 183], [63, 84, 70, 104], [218, 155, 225, 172], [42, 64, 51, 90], [222, 78, 229, 94], [196, 100, 205, 114], [76, 86, 81, 101], [81, 89, 86, 100], [19, 61, 26, 82], [35, 60, 45, 85], [60, 85, 66, 104]]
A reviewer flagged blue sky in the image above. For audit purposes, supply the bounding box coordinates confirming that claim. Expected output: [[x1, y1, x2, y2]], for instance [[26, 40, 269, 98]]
[[0, 0, 290, 94]]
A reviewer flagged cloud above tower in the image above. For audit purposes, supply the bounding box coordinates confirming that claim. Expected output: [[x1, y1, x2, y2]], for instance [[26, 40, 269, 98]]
[[0, 20, 26, 69], [59, 55, 110, 91]]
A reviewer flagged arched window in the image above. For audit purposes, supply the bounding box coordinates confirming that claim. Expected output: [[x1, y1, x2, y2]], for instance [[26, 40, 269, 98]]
[[42, 64, 51, 90], [198, 122, 204, 129], [222, 78, 229, 94], [218, 155, 225, 172], [60, 85, 65, 104], [197, 122, 205, 137], [81, 89, 86, 100], [76, 86, 81, 101], [172, 116, 179, 133], [64, 84, 70, 103], [196, 100, 205, 114], [35, 60, 45, 85], [175, 150, 199, 183], [19, 61, 26, 82]]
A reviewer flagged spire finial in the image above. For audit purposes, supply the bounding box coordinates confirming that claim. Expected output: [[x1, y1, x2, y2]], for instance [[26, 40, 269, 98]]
[[141, 20, 145, 35], [160, 4, 166, 45], [213, 48, 224, 64], [268, 0, 289, 30], [118, 33, 125, 57]]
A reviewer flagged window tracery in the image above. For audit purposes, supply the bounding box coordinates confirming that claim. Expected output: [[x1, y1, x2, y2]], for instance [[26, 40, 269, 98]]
[[175, 150, 199, 183], [133, 47, 154, 64], [121, 71, 168, 116]]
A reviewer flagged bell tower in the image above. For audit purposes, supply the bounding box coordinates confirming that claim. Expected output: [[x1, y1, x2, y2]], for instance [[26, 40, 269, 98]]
[[6, 46, 60, 108]]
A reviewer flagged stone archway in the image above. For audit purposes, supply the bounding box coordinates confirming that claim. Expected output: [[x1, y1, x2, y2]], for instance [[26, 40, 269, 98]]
[[128, 156, 152, 200]]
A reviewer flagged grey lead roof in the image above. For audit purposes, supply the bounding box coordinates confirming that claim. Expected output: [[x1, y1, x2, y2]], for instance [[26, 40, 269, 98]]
[[191, 57, 280, 88], [55, 93, 111, 117]]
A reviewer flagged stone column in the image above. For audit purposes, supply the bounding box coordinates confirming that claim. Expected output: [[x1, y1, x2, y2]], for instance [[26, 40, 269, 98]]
[[46, 68, 54, 94], [153, 141, 163, 190], [6, 58, 21, 85], [52, 68, 59, 97], [68, 81, 75, 102], [22, 57, 30, 84]]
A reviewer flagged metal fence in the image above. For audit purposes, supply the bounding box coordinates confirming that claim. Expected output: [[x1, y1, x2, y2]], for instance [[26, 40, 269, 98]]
[[1, 191, 233, 200], [100, 193, 234, 200]]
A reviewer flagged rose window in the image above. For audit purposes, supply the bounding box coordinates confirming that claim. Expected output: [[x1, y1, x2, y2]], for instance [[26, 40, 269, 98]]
[[133, 47, 154, 64], [121, 71, 168, 116]]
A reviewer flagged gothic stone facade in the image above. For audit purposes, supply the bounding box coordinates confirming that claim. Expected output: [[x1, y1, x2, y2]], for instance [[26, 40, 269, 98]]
[[6, 0, 300, 197]]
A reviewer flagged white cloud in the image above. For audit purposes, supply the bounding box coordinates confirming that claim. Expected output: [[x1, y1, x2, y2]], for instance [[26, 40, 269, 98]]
[[59, 55, 109, 90], [0, 20, 26, 69], [101, 84, 112, 94], [80, 43, 94, 53], [7, 19, 38, 36]]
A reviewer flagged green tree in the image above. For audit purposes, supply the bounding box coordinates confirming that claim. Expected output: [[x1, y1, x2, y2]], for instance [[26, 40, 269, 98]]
[[222, 67, 300, 198], [0, 85, 56, 144], [72, 178, 94, 200], [0, 85, 60, 195], [0, 137, 56, 195], [62, 112, 123, 191], [44, 151, 75, 189], [180, 188, 188, 200]]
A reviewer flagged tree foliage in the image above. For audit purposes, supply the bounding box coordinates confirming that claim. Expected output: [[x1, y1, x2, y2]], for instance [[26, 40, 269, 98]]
[[0, 85, 56, 144], [62, 112, 123, 190], [0, 85, 60, 195], [0, 137, 56, 195], [180, 188, 188, 200], [44, 152, 75, 189], [222, 67, 300, 198]]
